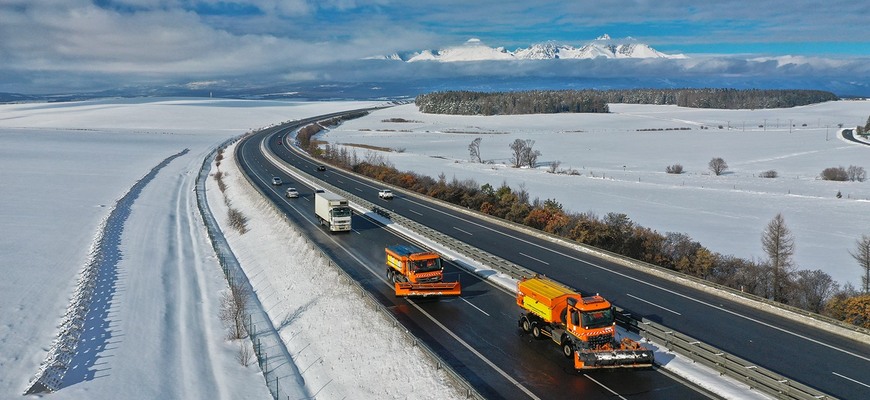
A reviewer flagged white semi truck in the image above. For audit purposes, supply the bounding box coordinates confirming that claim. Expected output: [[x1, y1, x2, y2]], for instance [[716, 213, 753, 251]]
[[314, 191, 352, 232]]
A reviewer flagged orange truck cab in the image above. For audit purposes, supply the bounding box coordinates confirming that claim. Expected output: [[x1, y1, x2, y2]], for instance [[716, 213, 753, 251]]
[[385, 245, 461, 297], [517, 276, 654, 369]]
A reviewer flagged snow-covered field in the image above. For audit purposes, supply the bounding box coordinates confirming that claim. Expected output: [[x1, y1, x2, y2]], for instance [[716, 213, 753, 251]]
[[0, 98, 388, 398], [321, 102, 870, 287], [1, 97, 865, 399]]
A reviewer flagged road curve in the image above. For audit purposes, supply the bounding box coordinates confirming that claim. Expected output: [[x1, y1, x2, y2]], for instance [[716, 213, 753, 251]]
[[258, 114, 869, 400], [236, 117, 710, 399]]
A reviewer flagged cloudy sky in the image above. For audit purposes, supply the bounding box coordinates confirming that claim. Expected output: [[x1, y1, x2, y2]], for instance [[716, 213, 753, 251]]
[[1, 0, 868, 94]]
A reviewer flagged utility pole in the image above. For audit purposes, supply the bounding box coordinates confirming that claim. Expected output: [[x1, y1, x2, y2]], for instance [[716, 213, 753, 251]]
[[764, 118, 767, 131], [789, 119, 793, 133]]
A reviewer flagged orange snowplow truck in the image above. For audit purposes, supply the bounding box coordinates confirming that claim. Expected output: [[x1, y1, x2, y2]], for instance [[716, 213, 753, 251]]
[[517, 276, 654, 370], [385, 245, 461, 297]]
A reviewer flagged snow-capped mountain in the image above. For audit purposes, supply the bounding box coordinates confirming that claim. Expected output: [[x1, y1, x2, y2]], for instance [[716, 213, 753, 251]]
[[382, 35, 686, 62]]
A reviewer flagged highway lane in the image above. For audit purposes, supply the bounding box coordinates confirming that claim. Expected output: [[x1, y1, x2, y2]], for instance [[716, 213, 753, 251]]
[[236, 122, 708, 399], [266, 121, 870, 399]]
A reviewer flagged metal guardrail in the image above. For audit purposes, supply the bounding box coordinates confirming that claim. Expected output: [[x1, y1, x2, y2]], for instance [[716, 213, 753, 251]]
[[239, 133, 484, 399], [261, 119, 839, 400], [614, 308, 833, 400]]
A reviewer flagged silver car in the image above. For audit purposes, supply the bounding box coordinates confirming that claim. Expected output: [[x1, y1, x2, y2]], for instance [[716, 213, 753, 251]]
[[285, 187, 299, 198]]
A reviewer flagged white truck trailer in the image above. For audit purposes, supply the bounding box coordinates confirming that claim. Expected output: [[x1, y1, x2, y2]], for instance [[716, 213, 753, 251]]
[[314, 191, 352, 232]]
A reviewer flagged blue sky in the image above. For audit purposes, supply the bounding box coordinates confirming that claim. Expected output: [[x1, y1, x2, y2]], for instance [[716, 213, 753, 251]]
[[1, 0, 868, 94]]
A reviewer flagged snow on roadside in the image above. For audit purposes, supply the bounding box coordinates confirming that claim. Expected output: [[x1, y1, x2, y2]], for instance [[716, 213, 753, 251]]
[[205, 141, 466, 399], [0, 98, 381, 398]]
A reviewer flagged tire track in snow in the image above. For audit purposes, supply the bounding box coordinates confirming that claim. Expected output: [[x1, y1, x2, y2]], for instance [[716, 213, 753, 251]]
[[175, 161, 227, 399], [26, 149, 190, 394], [160, 161, 227, 399]]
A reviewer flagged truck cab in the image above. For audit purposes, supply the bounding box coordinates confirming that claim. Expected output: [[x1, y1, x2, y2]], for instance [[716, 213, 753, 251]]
[[385, 245, 461, 297], [517, 277, 653, 369]]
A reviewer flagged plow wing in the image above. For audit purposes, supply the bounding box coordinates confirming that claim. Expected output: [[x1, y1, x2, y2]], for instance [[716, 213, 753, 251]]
[[395, 281, 461, 297], [574, 338, 654, 369]]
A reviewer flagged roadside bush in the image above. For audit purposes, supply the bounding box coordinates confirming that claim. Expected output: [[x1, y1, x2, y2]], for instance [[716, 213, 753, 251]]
[[228, 207, 248, 234], [760, 170, 778, 178], [821, 167, 849, 181], [666, 164, 684, 174]]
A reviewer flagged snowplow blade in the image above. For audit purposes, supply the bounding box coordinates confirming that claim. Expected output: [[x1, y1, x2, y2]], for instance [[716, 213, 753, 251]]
[[395, 281, 461, 297], [575, 349, 655, 369], [574, 339, 655, 369]]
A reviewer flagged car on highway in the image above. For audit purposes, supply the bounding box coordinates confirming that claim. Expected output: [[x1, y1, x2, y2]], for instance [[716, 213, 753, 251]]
[[271, 177, 282, 186], [378, 189, 394, 199], [316, 165, 327, 171], [285, 187, 298, 198]]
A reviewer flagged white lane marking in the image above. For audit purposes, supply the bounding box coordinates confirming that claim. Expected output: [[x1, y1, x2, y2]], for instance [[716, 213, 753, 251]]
[[355, 188, 363, 192], [244, 146, 539, 397], [318, 223, 540, 400], [453, 227, 473, 235], [626, 293, 682, 316], [833, 372, 870, 388], [583, 374, 627, 400], [401, 196, 870, 362], [408, 209, 423, 216], [519, 252, 550, 265], [352, 229, 361, 235], [461, 298, 490, 316], [337, 179, 344, 184]]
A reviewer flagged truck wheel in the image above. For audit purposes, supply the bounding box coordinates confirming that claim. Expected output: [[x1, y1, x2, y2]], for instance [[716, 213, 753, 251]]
[[531, 324, 542, 339], [562, 340, 574, 358], [521, 317, 532, 333]]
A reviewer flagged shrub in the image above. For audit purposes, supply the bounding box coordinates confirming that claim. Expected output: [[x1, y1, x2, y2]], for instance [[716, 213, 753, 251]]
[[228, 207, 248, 234], [821, 166, 849, 181], [847, 165, 866, 182], [760, 170, 778, 178], [666, 164, 684, 174]]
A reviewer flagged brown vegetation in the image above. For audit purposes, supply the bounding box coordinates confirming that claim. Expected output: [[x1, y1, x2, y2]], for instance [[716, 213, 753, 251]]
[[304, 111, 866, 328]]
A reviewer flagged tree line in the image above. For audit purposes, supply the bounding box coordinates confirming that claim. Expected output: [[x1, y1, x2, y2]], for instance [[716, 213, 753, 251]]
[[295, 111, 868, 328], [415, 89, 838, 115]]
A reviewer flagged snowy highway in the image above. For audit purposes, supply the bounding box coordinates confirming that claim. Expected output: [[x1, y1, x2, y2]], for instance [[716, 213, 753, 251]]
[[237, 120, 725, 399], [249, 114, 870, 400]]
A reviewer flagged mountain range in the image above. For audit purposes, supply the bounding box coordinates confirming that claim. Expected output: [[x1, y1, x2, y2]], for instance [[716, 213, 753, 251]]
[[375, 34, 687, 62]]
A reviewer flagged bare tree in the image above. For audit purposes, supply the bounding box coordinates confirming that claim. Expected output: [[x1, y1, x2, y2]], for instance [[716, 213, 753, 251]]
[[522, 140, 541, 168], [789, 269, 838, 313], [851, 234, 870, 293], [219, 279, 250, 340], [708, 157, 728, 176], [847, 165, 866, 182], [548, 160, 561, 173], [509, 139, 526, 168], [236, 342, 253, 366], [468, 137, 482, 163], [761, 213, 795, 302]]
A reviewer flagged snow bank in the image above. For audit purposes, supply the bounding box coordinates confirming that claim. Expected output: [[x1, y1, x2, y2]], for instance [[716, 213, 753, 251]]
[[206, 141, 467, 399]]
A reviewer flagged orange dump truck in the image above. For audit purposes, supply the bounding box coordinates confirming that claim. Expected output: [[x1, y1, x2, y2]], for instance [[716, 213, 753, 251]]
[[385, 245, 461, 297], [517, 276, 654, 369]]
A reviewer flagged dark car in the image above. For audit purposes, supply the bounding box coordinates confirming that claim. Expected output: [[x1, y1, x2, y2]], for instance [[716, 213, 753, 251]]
[[316, 165, 327, 171], [271, 177, 282, 185]]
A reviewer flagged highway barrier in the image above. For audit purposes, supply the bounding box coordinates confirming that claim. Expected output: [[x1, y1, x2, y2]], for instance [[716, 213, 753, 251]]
[[259, 118, 839, 400]]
